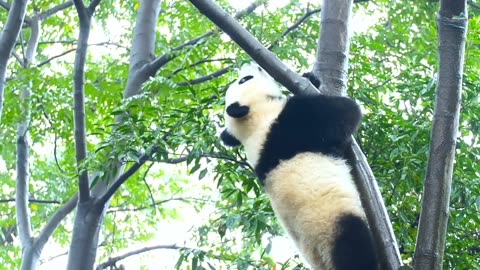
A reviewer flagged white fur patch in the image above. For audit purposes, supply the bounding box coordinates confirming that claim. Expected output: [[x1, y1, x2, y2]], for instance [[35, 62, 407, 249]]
[[264, 152, 366, 269]]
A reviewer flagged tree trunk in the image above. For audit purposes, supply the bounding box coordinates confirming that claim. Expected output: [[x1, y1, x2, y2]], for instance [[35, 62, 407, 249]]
[[413, 1, 467, 269], [0, 0, 29, 122], [312, 1, 401, 268], [16, 16, 40, 270], [66, 0, 161, 269]]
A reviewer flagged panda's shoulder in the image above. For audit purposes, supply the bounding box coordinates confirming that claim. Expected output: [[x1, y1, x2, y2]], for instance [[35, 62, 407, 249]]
[[284, 94, 359, 115]]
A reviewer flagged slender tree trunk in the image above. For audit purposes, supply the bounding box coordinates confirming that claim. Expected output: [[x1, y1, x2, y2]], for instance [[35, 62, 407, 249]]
[[0, 0, 29, 123], [66, 1, 161, 269], [66, 1, 102, 269], [413, 1, 467, 269], [313, 1, 401, 268], [10, 4, 82, 268], [16, 16, 41, 270], [312, 0, 352, 96]]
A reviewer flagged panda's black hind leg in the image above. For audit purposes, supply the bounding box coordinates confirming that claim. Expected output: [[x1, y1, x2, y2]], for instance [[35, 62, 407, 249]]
[[332, 214, 379, 270]]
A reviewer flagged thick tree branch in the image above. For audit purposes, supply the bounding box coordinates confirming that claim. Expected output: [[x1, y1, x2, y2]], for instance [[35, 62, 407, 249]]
[[176, 6, 322, 87], [188, 0, 319, 95], [36, 194, 78, 251], [413, 1, 467, 268], [123, 0, 161, 98], [72, 0, 98, 202], [0, 0, 29, 122], [16, 132, 32, 245]]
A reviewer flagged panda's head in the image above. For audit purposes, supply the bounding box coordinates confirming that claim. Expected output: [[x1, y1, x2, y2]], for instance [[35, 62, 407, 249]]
[[222, 63, 287, 163], [225, 63, 284, 118]]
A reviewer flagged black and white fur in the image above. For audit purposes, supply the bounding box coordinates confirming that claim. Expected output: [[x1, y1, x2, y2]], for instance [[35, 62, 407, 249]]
[[220, 63, 378, 270]]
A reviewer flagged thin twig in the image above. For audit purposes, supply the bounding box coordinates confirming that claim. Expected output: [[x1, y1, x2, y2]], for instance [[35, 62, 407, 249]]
[[141, 163, 156, 213], [0, 198, 61, 204]]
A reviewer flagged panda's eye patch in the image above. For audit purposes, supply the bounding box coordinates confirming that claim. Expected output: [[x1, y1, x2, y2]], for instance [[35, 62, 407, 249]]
[[238, 75, 253, 85]]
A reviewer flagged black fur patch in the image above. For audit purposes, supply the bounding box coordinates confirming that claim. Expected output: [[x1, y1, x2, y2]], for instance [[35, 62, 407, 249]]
[[254, 94, 361, 182], [226, 102, 250, 118], [302, 72, 321, 88], [332, 214, 378, 270], [239, 75, 254, 84], [220, 129, 242, 147]]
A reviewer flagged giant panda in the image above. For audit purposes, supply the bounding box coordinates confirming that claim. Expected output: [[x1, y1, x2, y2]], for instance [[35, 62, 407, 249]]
[[220, 63, 378, 270]]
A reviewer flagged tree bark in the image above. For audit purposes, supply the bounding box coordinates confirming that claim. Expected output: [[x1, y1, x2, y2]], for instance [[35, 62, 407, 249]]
[[15, 16, 39, 270], [187, 0, 402, 269], [313, 1, 401, 268], [413, 1, 467, 269], [66, 1, 105, 269], [66, 1, 161, 269], [0, 0, 28, 123], [10, 3, 81, 267], [312, 0, 352, 96]]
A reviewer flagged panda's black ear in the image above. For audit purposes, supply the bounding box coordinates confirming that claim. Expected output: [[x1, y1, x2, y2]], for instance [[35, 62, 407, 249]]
[[226, 102, 250, 118], [220, 129, 242, 147]]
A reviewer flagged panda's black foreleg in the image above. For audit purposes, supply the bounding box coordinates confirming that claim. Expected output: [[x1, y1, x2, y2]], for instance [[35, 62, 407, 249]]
[[220, 129, 242, 147], [226, 102, 250, 118]]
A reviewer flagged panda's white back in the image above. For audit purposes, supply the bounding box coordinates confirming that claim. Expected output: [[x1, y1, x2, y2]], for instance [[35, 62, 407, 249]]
[[265, 152, 365, 269]]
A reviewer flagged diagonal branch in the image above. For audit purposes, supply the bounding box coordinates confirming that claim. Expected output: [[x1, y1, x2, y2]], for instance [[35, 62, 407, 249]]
[[95, 244, 221, 270], [0, 0, 10, 11], [38, 1, 74, 20], [268, 7, 322, 49], [176, 6, 323, 87], [187, 0, 319, 95], [36, 194, 78, 250], [96, 151, 152, 207], [145, 0, 265, 76]]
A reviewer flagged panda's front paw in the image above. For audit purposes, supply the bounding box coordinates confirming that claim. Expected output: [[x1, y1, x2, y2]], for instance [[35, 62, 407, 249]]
[[220, 129, 242, 147], [226, 102, 250, 118], [302, 72, 321, 89]]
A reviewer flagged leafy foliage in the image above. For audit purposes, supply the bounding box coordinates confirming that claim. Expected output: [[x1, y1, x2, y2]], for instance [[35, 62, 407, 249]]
[[0, 0, 479, 269]]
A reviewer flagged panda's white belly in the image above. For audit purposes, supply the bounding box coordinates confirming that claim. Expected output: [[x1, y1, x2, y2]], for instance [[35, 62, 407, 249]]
[[264, 152, 365, 270]]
